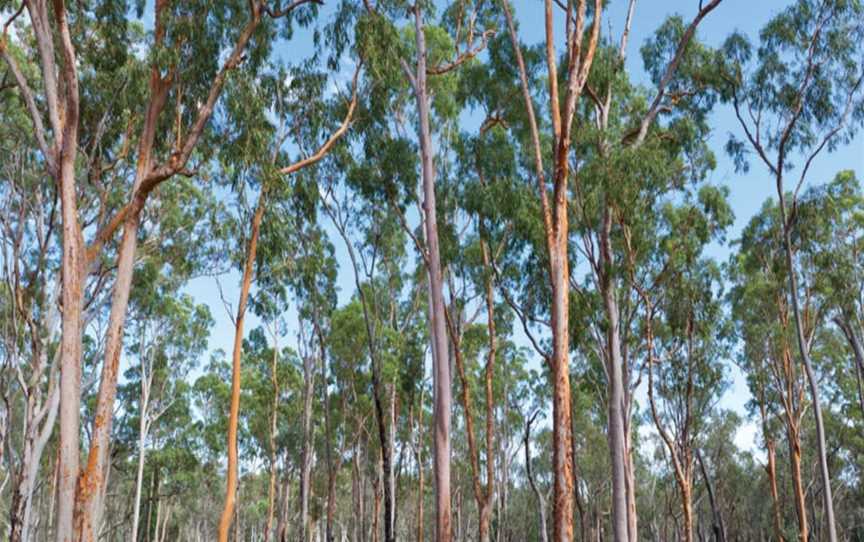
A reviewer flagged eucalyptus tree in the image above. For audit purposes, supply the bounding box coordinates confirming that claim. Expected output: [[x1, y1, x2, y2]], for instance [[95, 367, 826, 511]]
[[384, 1, 496, 537], [718, 2, 864, 537], [454, 100, 561, 540], [643, 258, 730, 542], [501, 0, 730, 537], [568, 6, 725, 540], [729, 199, 828, 541], [500, 2, 602, 535], [122, 290, 212, 542], [440, 228, 511, 542], [323, 7, 488, 533], [796, 171, 864, 414], [213, 39, 358, 539]]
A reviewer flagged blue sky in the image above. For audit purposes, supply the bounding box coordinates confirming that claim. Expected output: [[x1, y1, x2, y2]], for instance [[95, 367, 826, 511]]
[[181, 0, 864, 455]]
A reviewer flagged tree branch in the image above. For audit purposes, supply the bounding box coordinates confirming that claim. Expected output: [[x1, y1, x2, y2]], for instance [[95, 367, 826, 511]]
[[630, 0, 722, 147], [278, 63, 361, 175]]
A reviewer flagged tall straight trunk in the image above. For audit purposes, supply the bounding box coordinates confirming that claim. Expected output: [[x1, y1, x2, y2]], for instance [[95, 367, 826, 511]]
[[265, 341, 280, 542], [410, 400, 425, 542], [600, 206, 629, 542], [548, 204, 573, 542], [217, 191, 267, 542], [153, 498, 162, 542], [372, 460, 382, 542], [408, 5, 452, 540], [503, 2, 601, 539], [57, 160, 83, 542], [480, 237, 497, 542], [131, 375, 151, 542], [417, 455, 425, 542], [7, 5, 82, 539], [695, 450, 726, 542], [352, 443, 363, 542], [759, 398, 786, 542], [776, 186, 838, 542], [300, 348, 315, 542], [787, 428, 809, 542], [624, 432, 638, 542], [325, 466, 338, 542], [55, 55, 83, 542], [317, 324, 341, 542], [524, 414, 549, 542], [74, 193, 142, 542], [386, 383, 397, 539], [145, 472, 156, 542], [680, 482, 694, 542], [276, 462, 293, 542]]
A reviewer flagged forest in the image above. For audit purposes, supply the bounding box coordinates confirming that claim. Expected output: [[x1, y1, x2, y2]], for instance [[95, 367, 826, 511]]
[[0, 0, 863, 540]]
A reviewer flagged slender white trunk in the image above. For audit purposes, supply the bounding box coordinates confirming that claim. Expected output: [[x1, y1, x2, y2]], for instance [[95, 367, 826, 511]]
[[301, 349, 315, 542], [600, 206, 629, 542], [408, 7, 452, 539], [131, 378, 151, 542]]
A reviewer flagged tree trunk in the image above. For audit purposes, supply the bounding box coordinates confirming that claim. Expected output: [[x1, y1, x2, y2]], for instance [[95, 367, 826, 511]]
[[131, 381, 150, 542], [787, 427, 809, 542], [680, 481, 694, 542], [524, 414, 549, 542], [353, 442, 363, 542], [10, 366, 60, 542], [265, 341, 280, 542], [411, 400, 425, 542], [372, 461, 382, 542], [623, 427, 638, 542], [696, 450, 726, 542], [388, 383, 398, 539], [409, 5, 452, 541], [217, 191, 267, 542], [300, 346, 315, 542], [501, 1, 601, 538], [549, 206, 573, 542], [56, 119, 84, 542], [31, 3, 85, 540], [481, 237, 497, 542], [777, 187, 838, 542], [600, 206, 629, 542], [276, 462, 292, 542], [759, 408, 786, 542]]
